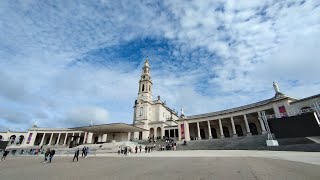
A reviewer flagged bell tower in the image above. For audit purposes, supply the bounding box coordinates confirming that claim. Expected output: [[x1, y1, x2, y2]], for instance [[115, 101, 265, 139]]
[[138, 58, 153, 102], [133, 58, 153, 140]]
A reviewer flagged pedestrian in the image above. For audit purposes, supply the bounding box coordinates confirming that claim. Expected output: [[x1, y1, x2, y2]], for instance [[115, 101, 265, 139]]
[[128, 147, 131, 156], [44, 148, 50, 163], [139, 145, 142, 153], [135, 146, 138, 154], [145, 146, 147, 153], [1, 149, 9, 161], [49, 149, 55, 163], [82, 146, 86, 157], [85, 147, 89, 158], [73, 148, 80, 162]]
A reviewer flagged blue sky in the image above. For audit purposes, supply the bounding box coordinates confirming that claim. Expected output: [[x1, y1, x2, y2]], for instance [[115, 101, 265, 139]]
[[0, 0, 319, 131]]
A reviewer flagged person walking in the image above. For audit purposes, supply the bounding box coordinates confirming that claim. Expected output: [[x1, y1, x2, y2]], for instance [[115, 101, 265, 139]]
[[135, 146, 138, 154], [43, 148, 50, 163], [145, 146, 147, 153], [85, 147, 89, 158], [49, 149, 55, 163], [73, 148, 80, 162], [1, 149, 9, 161], [139, 145, 142, 153], [82, 146, 86, 157]]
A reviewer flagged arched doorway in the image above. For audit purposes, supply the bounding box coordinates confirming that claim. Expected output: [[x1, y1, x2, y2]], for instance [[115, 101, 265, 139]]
[[211, 128, 217, 138], [249, 123, 258, 135], [149, 128, 154, 139], [156, 127, 161, 139], [10, 135, 16, 144], [223, 126, 230, 138], [235, 125, 243, 136], [19, 135, 24, 144]]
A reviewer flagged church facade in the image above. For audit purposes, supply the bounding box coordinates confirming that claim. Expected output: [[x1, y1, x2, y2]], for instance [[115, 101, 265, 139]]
[[132, 59, 179, 140], [132, 59, 320, 142]]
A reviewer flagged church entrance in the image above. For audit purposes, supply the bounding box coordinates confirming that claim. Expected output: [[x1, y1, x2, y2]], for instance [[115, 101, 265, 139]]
[[235, 125, 244, 136], [156, 127, 161, 139]]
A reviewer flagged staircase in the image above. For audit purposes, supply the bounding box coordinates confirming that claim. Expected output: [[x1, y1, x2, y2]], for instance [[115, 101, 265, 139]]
[[178, 135, 267, 150]]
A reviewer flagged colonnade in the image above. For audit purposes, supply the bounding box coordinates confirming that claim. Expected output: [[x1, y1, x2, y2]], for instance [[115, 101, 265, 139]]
[[180, 111, 268, 141]]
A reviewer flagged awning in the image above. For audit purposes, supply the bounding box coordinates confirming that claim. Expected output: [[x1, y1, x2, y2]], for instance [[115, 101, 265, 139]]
[[70, 123, 147, 134]]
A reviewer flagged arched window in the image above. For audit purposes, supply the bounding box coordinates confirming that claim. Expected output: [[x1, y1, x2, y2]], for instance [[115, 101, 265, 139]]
[[142, 84, 145, 92], [140, 107, 143, 116], [149, 85, 151, 91]]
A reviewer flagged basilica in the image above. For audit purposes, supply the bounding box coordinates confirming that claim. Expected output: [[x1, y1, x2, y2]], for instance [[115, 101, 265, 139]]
[[1, 59, 320, 148]]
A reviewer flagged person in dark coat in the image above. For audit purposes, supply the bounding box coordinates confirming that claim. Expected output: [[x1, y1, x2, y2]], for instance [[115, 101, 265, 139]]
[[44, 148, 50, 163], [49, 149, 55, 163], [73, 148, 80, 162], [82, 146, 86, 157], [139, 145, 142, 153], [135, 146, 138, 154], [1, 149, 9, 161]]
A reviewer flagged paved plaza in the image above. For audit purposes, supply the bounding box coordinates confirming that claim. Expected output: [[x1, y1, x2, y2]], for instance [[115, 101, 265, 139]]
[[0, 150, 320, 180]]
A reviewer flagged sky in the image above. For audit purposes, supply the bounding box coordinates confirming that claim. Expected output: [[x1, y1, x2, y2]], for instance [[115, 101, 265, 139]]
[[0, 0, 319, 131]]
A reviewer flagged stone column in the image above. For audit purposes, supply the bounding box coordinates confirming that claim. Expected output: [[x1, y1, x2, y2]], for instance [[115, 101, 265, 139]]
[[63, 133, 68, 146], [83, 132, 87, 144], [196, 122, 201, 140], [87, 132, 93, 143], [102, 134, 107, 142], [40, 133, 46, 146], [56, 133, 61, 145], [272, 104, 281, 118], [48, 133, 53, 146], [77, 133, 81, 144], [178, 123, 182, 141], [243, 114, 252, 136], [230, 117, 237, 137], [184, 120, 191, 141], [219, 119, 224, 138], [258, 112, 267, 134], [127, 132, 131, 141], [71, 133, 75, 141], [207, 121, 212, 139], [161, 128, 165, 139]]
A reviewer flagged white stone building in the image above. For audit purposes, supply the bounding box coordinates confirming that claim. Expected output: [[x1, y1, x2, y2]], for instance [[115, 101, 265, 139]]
[[132, 59, 179, 140], [1, 59, 319, 148]]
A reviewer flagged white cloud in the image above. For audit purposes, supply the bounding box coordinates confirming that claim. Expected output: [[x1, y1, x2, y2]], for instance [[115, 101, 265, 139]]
[[0, 0, 319, 130]]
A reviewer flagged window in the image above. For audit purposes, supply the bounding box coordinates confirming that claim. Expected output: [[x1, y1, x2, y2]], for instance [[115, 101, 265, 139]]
[[149, 85, 151, 91], [142, 84, 144, 92], [140, 107, 143, 116]]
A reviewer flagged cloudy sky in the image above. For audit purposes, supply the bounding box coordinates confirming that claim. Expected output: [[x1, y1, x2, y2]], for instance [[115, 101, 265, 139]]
[[0, 0, 319, 131]]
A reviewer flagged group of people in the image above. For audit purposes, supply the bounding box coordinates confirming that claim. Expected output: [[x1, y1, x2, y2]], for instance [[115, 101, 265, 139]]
[[43, 148, 55, 163], [144, 145, 156, 153], [73, 146, 89, 162], [118, 146, 133, 156]]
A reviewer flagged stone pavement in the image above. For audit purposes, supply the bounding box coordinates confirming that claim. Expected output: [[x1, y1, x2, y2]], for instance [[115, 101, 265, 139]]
[[0, 150, 320, 180]]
